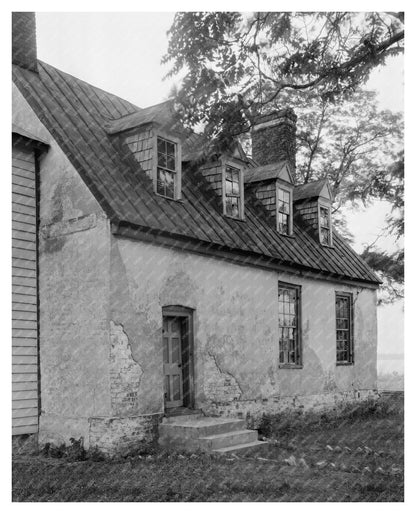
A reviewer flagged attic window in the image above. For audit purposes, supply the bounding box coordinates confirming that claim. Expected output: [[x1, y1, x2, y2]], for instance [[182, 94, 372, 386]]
[[319, 205, 332, 245], [223, 164, 244, 219], [277, 186, 293, 235], [155, 135, 181, 200]]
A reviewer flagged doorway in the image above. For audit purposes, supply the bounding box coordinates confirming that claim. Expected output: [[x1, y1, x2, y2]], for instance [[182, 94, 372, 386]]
[[162, 306, 194, 411]]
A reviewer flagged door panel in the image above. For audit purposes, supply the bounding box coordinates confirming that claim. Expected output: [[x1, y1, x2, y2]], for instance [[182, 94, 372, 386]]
[[163, 316, 183, 408]]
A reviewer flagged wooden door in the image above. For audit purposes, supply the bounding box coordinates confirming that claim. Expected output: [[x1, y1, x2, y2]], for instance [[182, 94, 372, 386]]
[[163, 316, 183, 408]]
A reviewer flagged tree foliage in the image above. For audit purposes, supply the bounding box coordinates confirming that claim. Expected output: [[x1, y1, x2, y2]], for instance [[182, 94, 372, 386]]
[[163, 11, 404, 145], [164, 12, 404, 301]]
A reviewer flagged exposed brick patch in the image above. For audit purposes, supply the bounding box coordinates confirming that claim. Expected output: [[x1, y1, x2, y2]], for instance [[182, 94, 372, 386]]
[[110, 321, 144, 416], [203, 351, 243, 405], [201, 389, 380, 427], [89, 413, 162, 455]]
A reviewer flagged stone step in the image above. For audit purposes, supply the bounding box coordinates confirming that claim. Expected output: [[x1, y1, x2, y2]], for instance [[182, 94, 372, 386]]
[[159, 417, 247, 440], [199, 429, 258, 450], [162, 411, 203, 424], [213, 440, 268, 454]]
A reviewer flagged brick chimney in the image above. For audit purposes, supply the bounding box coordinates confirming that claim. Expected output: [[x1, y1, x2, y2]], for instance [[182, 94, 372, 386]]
[[251, 108, 297, 169], [12, 12, 38, 72]]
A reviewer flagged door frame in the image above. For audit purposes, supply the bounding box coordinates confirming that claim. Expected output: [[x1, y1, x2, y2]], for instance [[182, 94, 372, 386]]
[[162, 306, 195, 411]]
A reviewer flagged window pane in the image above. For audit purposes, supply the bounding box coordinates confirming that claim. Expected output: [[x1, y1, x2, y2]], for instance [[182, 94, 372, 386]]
[[226, 178, 233, 195], [158, 152, 167, 168], [166, 141, 175, 156], [157, 138, 166, 153], [321, 227, 330, 245], [232, 176, 240, 195], [166, 155, 175, 171]]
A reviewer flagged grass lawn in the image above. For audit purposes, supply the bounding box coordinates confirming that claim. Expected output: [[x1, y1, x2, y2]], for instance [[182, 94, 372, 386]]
[[12, 395, 404, 502]]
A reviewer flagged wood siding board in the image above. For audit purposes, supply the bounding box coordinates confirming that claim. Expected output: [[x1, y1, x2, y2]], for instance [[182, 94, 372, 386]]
[[12, 175, 36, 190], [12, 311, 37, 321], [13, 390, 38, 400], [12, 425, 38, 435], [12, 193, 36, 208], [12, 202, 36, 216], [12, 259, 37, 271], [12, 363, 38, 374], [12, 303, 37, 313], [12, 410, 38, 420], [12, 328, 37, 339], [12, 294, 37, 305], [12, 346, 38, 356], [13, 381, 38, 391], [12, 398, 38, 409], [12, 373, 38, 383], [12, 240, 37, 252]]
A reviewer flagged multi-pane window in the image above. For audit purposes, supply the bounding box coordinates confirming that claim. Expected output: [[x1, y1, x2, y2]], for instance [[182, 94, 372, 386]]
[[278, 283, 301, 366], [320, 205, 331, 245], [156, 137, 177, 199], [336, 293, 353, 364], [278, 188, 292, 235], [225, 165, 242, 218]]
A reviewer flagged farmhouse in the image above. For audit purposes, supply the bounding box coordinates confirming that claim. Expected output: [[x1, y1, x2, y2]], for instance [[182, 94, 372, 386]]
[[12, 13, 380, 454]]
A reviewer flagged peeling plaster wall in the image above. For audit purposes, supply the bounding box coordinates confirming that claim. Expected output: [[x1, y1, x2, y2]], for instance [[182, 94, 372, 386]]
[[13, 85, 113, 447], [111, 237, 378, 419]]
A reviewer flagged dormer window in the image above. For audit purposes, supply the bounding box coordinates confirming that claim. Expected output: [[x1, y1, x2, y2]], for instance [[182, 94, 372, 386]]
[[277, 185, 293, 235], [319, 204, 332, 245], [223, 164, 244, 219], [155, 135, 181, 200]]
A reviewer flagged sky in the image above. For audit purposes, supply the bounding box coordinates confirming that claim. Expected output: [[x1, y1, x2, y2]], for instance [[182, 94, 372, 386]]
[[34, 12, 404, 368]]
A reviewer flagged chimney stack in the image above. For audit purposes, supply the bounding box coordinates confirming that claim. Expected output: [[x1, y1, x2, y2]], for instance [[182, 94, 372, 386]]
[[251, 108, 297, 169], [12, 12, 38, 72]]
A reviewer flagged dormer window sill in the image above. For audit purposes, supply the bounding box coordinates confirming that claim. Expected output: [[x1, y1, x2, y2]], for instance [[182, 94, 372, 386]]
[[278, 232, 296, 239], [224, 214, 246, 222], [321, 243, 335, 249], [154, 192, 184, 203]]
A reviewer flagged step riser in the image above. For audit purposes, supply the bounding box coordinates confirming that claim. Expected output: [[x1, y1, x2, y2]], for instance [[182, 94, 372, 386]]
[[200, 431, 258, 450], [162, 414, 203, 424], [159, 419, 246, 439]]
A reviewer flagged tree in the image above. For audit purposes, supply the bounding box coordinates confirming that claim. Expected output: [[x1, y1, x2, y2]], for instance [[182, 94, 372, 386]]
[[163, 12, 404, 147], [163, 12, 404, 301]]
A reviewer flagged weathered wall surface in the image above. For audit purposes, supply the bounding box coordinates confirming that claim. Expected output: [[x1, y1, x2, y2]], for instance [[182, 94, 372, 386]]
[[13, 84, 113, 447], [111, 237, 378, 422]]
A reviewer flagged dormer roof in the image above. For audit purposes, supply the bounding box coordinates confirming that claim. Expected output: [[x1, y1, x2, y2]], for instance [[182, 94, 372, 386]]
[[293, 179, 333, 203], [12, 60, 380, 286], [245, 161, 294, 185]]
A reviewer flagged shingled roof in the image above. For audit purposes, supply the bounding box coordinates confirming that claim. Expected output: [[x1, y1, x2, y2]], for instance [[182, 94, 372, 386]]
[[12, 60, 381, 286], [294, 179, 332, 202]]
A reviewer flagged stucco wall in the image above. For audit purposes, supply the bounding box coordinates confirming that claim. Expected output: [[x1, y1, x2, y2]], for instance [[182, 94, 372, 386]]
[[110, 236, 378, 420], [13, 85, 113, 447]]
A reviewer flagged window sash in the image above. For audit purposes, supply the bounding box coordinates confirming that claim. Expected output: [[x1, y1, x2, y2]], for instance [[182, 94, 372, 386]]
[[224, 165, 242, 218], [278, 284, 301, 366], [335, 293, 353, 363], [156, 137, 177, 199], [277, 187, 292, 235], [319, 205, 331, 245]]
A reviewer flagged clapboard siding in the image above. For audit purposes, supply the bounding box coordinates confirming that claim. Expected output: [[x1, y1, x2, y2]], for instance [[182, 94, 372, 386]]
[[12, 145, 39, 436]]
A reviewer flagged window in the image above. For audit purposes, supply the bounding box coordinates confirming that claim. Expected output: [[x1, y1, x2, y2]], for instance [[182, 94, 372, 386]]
[[156, 136, 179, 199], [278, 283, 301, 366], [335, 293, 354, 364], [277, 187, 293, 235], [224, 165, 243, 218], [319, 205, 331, 245]]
